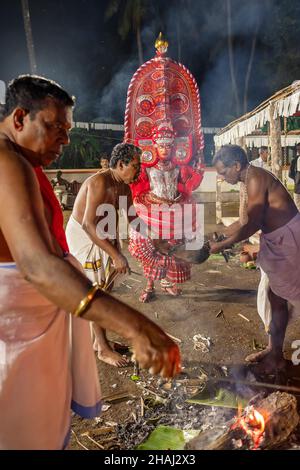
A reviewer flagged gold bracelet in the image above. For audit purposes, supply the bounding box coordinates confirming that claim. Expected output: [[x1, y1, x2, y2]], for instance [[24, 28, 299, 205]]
[[73, 283, 100, 318]]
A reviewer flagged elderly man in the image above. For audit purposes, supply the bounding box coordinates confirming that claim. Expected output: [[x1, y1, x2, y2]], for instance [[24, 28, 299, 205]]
[[210, 144, 299, 374], [0, 75, 180, 449], [66, 143, 141, 367], [251, 146, 270, 169]]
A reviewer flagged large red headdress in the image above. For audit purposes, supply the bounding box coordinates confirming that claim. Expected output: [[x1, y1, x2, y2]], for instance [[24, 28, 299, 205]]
[[124, 33, 204, 168]]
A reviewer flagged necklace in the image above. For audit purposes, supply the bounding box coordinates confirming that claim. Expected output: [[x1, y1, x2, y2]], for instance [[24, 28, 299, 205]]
[[239, 164, 250, 226]]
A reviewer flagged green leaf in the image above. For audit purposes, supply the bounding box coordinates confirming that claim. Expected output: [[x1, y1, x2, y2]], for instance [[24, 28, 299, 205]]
[[186, 386, 248, 409], [130, 374, 141, 381], [137, 425, 199, 450]]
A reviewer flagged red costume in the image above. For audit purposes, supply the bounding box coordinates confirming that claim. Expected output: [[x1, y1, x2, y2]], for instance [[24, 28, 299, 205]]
[[124, 34, 204, 301]]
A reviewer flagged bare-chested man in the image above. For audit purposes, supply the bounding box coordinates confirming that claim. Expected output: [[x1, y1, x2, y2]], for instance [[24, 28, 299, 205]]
[[0, 75, 180, 449], [66, 143, 141, 367], [209, 144, 300, 374]]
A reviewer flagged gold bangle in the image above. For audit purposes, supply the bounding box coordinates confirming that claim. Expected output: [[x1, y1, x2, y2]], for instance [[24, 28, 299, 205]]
[[73, 283, 100, 318]]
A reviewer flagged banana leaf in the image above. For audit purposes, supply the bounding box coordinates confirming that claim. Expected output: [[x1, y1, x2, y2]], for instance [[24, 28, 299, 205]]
[[137, 425, 199, 450], [186, 386, 248, 409]]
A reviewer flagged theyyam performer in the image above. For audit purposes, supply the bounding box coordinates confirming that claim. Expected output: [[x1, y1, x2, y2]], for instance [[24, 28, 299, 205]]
[[125, 33, 205, 302]]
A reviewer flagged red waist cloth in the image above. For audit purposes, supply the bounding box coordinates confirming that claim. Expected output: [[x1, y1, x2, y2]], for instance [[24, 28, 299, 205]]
[[34, 167, 69, 253]]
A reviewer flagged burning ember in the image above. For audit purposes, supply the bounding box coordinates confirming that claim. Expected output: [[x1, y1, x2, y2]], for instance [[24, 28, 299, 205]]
[[231, 405, 267, 450]]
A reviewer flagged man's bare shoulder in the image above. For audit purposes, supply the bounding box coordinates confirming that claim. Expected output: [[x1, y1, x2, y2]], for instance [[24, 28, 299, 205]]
[[85, 170, 111, 190], [0, 137, 32, 178], [249, 165, 273, 184]]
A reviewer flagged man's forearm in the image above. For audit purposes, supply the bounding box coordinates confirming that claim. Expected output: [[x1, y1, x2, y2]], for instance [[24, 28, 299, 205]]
[[216, 222, 259, 250], [223, 220, 242, 237], [19, 251, 143, 340]]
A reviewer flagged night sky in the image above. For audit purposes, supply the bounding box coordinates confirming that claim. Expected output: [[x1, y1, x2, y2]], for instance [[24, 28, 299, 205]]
[[1, 0, 300, 127]]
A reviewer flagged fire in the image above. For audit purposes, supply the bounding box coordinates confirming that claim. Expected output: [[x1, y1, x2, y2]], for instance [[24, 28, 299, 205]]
[[232, 405, 266, 450]]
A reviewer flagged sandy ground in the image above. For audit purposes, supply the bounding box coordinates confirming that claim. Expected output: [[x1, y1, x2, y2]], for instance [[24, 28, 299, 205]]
[[64, 212, 300, 450]]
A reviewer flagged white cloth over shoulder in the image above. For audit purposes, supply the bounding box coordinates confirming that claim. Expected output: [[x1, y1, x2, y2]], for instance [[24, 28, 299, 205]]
[[0, 255, 101, 450], [257, 267, 300, 332], [257, 268, 272, 332]]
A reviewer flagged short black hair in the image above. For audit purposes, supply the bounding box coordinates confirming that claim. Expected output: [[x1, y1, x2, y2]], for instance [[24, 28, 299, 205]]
[[213, 144, 249, 168], [0, 75, 75, 121], [110, 143, 141, 168], [260, 146, 268, 151]]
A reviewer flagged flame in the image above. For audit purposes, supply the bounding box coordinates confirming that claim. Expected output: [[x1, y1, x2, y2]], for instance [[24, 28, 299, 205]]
[[232, 406, 266, 450]]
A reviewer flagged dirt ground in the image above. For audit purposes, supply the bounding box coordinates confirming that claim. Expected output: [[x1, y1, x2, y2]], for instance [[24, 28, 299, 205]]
[[66, 213, 300, 450]]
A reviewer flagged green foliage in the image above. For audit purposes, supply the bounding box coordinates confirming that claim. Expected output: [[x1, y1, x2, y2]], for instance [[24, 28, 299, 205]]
[[262, 0, 300, 92], [56, 129, 102, 169], [106, 0, 148, 38]]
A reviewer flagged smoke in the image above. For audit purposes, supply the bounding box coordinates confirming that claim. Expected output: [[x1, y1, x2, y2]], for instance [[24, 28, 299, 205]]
[[94, 17, 159, 123], [94, 57, 139, 122]]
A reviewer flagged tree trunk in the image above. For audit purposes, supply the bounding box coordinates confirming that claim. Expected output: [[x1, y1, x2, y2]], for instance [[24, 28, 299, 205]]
[[269, 102, 282, 180], [216, 172, 223, 225], [226, 0, 240, 116], [243, 22, 259, 114], [136, 24, 144, 65], [21, 0, 37, 74], [235, 136, 247, 150]]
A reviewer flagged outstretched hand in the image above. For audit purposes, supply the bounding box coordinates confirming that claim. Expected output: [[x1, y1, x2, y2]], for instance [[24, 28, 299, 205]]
[[131, 324, 181, 379], [208, 240, 223, 254]]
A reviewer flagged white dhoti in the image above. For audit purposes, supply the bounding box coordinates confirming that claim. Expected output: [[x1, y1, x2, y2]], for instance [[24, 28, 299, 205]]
[[0, 256, 101, 450], [66, 215, 113, 286]]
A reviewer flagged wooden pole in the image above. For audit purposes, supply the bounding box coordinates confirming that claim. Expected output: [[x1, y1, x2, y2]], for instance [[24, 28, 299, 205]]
[[215, 145, 222, 224], [216, 176, 223, 224], [235, 136, 246, 150], [269, 102, 282, 180]]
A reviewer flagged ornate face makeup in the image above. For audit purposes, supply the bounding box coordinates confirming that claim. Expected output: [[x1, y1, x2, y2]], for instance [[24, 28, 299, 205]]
[[152, 120, 175, 162], [155, 142, 173, 160]]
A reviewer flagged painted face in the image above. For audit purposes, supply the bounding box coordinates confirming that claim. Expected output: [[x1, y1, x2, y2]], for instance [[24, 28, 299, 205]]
[[215, 160, 240, 185], [155, 142, 173, 161], [120, 154, 141, 184], [17, 98, 73, 167]]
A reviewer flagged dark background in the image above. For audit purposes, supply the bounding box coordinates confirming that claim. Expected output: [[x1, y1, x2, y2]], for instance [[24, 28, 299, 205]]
[[1, 0, 299, 166]]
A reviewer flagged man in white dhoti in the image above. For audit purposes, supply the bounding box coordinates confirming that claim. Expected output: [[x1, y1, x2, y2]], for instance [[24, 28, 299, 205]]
[[0, 75, 180, 449], [66, 143, 141, 367], [210, 144, 300, 374]]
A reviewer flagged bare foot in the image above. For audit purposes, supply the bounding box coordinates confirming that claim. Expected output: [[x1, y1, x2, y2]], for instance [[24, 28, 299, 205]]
[[245, 348, 288, 374], [245, 347, 272, 363], [161, 284, 182, 296], [97, 348, 129, 367], [139, 289, 155, 303]]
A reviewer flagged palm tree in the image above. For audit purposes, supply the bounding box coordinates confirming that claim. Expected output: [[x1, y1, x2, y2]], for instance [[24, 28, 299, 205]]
[[226, 0, 240, 116], [105, 0, 148, 65], [21, 0, 37, 74]]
